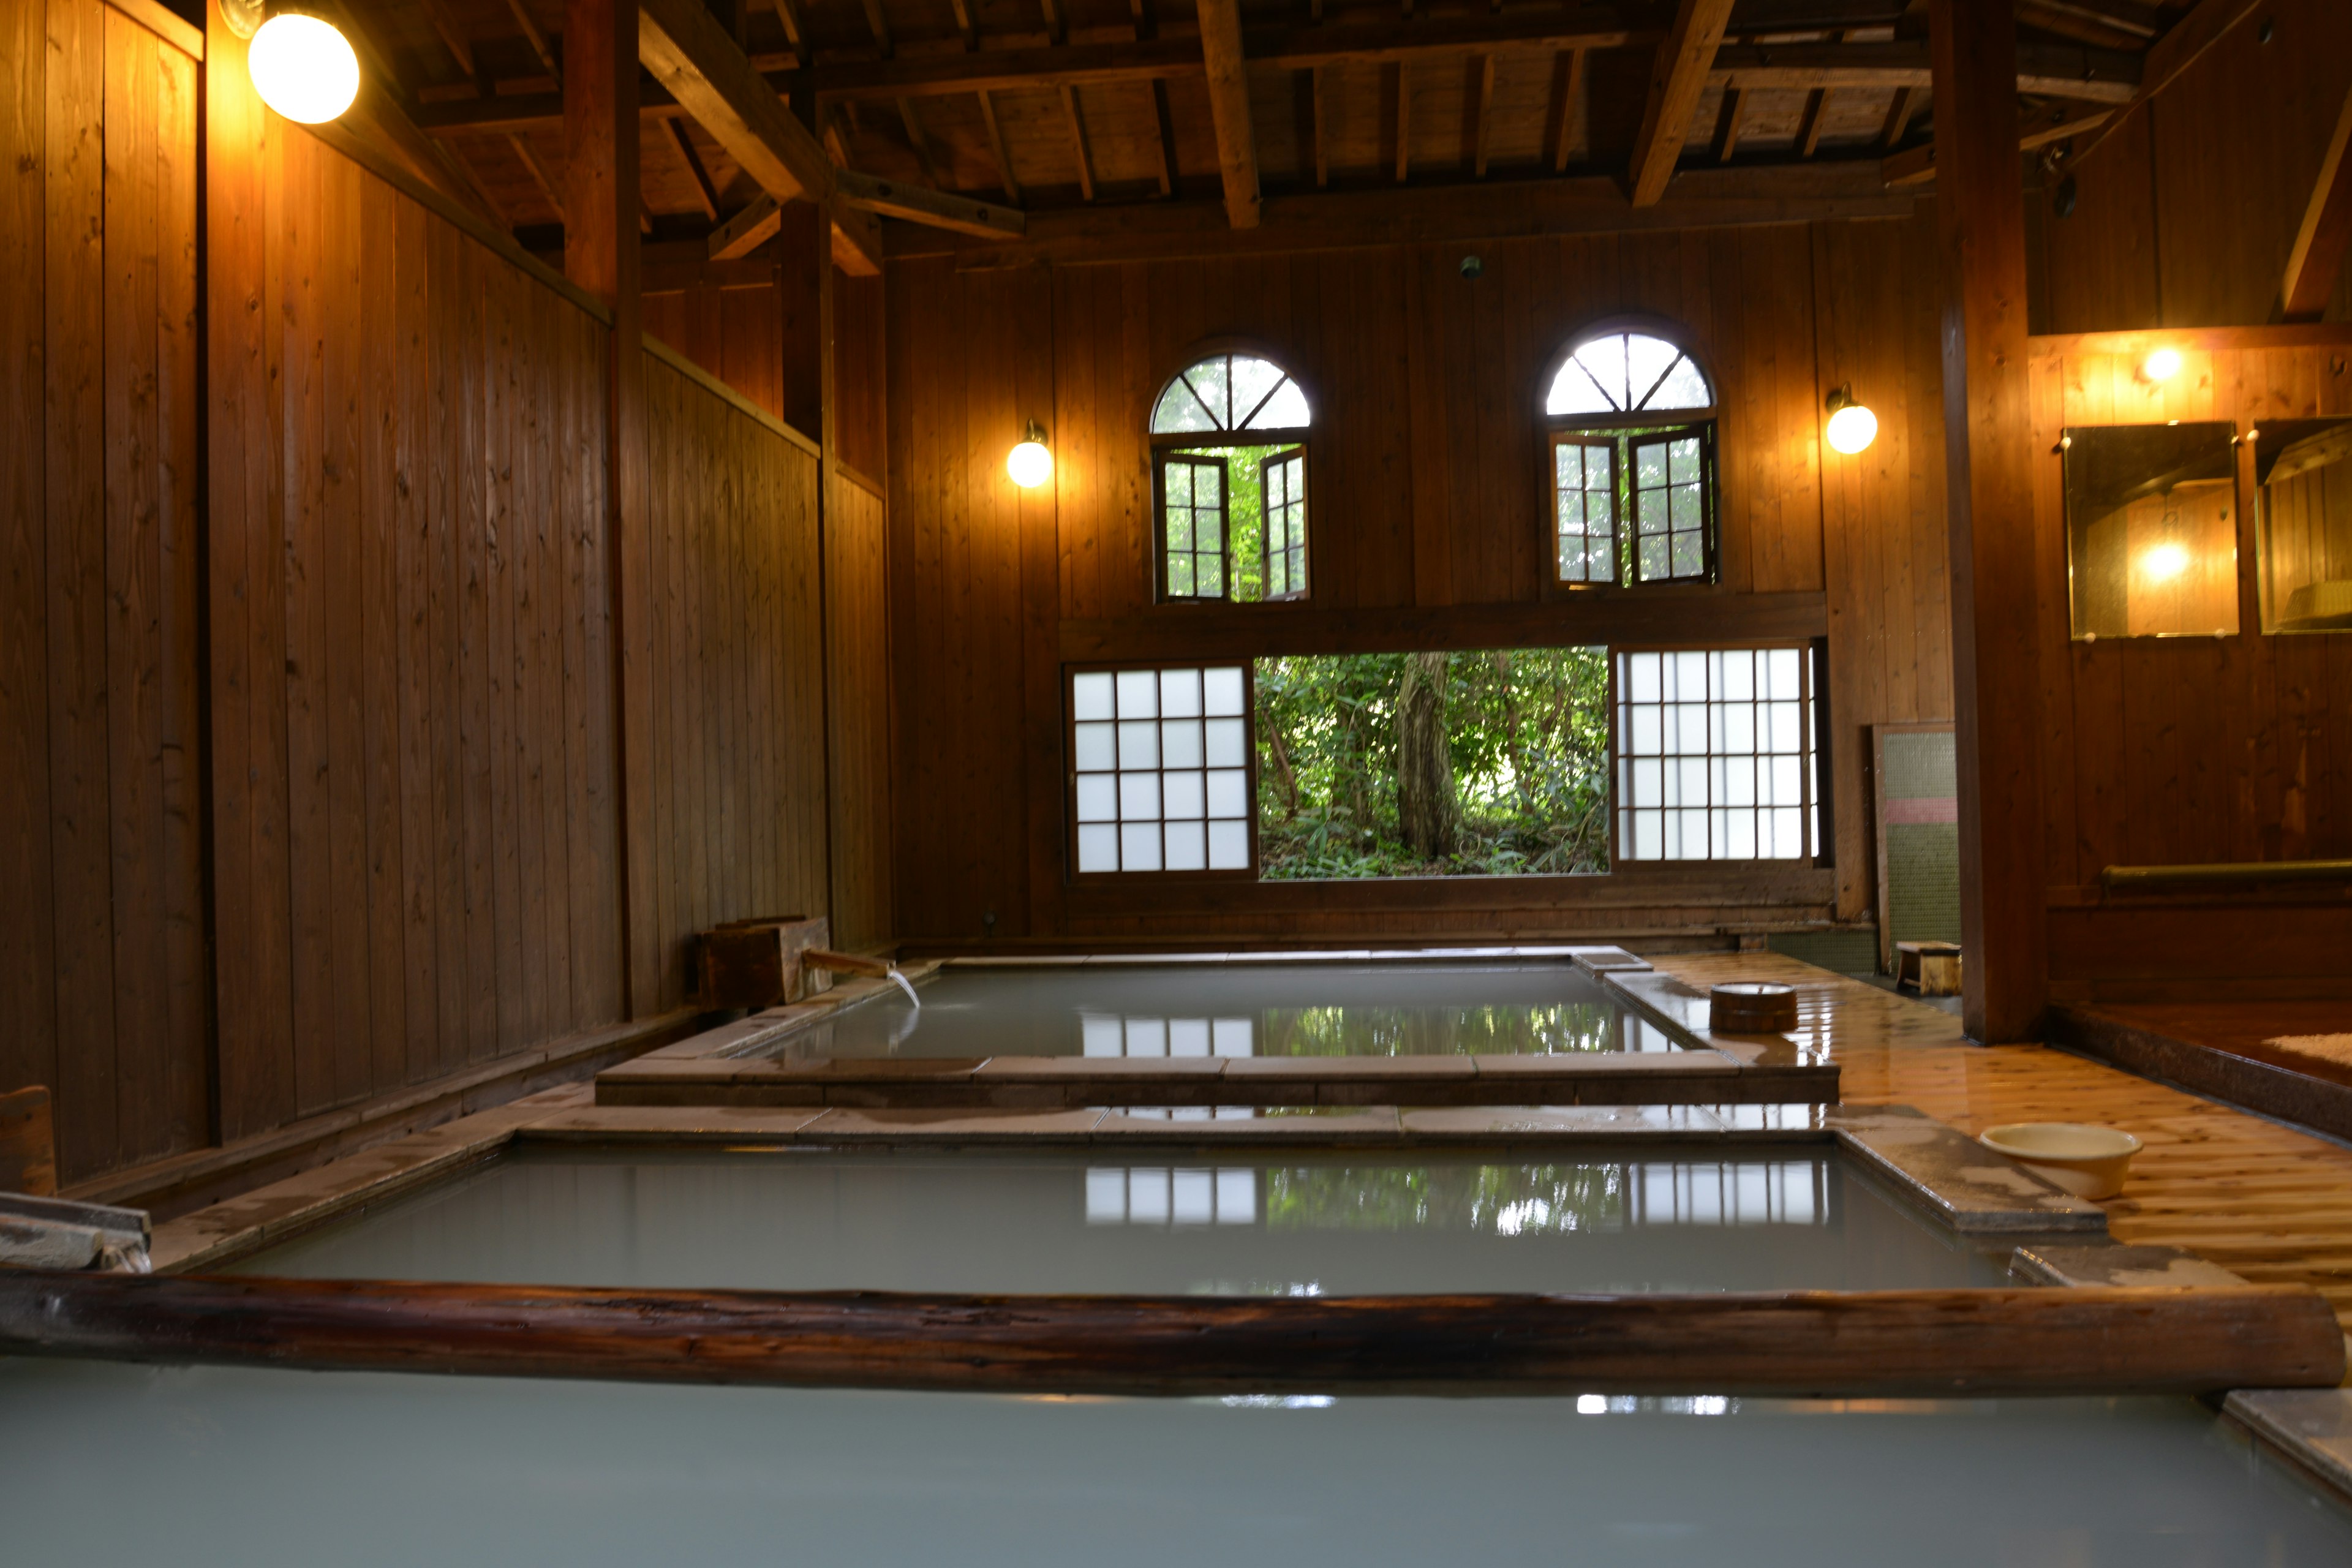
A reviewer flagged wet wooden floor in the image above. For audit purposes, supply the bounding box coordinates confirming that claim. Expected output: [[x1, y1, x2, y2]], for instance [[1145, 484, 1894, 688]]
[[1655, 953, 2352, 1338]]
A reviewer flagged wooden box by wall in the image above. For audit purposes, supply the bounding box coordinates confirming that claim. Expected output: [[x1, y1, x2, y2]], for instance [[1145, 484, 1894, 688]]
[[697, 916, 834, 1010]]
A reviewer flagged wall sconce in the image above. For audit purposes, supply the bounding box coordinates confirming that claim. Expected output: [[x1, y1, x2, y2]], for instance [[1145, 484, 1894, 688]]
[[1823, 385, 1878, 455], [222, 0, 360, 124], [1007, 420, 1052, 489], [2141, 346, 2183, 383]]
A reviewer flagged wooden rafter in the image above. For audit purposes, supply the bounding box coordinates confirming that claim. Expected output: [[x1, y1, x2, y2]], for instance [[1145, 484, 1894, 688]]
[[1198, 0, 1261, 228], [978, 91, 1020, 203], [836, 166, 1026, 239], [666, 118, 722, 220], [769, 0, 810, 67], [1796, 88, 1830, 158], [896, 97, 944, 187], [1713, 85, 1745, 162], [1883, 103, 2110, 187], [1551, 48, 1586, 173], [709, 194, 783, 260], [1060, 85, 1096, 201], [1149, 80, 1179, 197], [2281, 80, 2352, 321], [507, 132, 565, 222], [1394, 61, 1411, 183], [503, 0, 558, 77], [2071, 0, 2263, 165], [1708, 40, 2135, 102], [1629, 0, 1736, 208], [1879, 83, 1918, 148], [415, 0, 477, 81], [638, 0, 834, 206], [948, 0, 978, 50], [1472, 53, 1496, 179], [1313, 65, 1331, 188]]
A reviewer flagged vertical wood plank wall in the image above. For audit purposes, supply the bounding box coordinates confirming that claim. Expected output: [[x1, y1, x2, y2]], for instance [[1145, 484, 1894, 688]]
[[2031, 331, 2352, 1000], [2041, 0, 2352, 332], [886, 209, 1955, 944], [0, 0, 891, 1188], [639, 353, 831, 1012], [0, 0, 205, 1178], [208, 55, 625, 1144]]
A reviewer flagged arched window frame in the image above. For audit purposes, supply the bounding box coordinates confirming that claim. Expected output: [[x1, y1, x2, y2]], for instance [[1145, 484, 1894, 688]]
[[1539, 322, 1721, 590], [1148, 349, 1314, 606]]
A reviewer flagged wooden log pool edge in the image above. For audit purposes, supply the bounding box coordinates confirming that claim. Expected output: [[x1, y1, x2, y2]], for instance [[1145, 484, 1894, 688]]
[[0, 1275, 2341, 1398]]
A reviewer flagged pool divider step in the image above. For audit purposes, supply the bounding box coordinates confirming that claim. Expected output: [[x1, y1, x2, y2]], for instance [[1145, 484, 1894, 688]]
[[3, 1270, 2340, 1398]]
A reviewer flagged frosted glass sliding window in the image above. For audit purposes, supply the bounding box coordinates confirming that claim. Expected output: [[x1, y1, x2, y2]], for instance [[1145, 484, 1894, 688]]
[[1071, 665, 1254, 875], [1615, 648, 1815, 861]]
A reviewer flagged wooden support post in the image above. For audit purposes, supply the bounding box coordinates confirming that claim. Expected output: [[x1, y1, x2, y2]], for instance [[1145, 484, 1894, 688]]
[[2281, 80, 2352, 322], [1629, 0, 1735, 207], [567, 0, 655, 1017], [1197, 0, 1261, 227], [1930, 0, 2047, 1045]]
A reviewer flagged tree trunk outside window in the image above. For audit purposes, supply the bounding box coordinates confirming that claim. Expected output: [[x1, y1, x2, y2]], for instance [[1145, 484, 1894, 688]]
[[1396, 651, 1456, 860]]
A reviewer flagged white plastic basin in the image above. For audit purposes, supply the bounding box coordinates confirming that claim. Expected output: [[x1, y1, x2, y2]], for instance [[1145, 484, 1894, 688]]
[[1978, 1122, 2142, 1200]]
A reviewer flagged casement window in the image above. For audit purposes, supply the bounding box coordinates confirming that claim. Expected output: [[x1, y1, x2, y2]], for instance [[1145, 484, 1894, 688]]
[[1150, 354, 1311, 604], [1544, 329, 1719, 588], [1069, 664, 1256, 875], [1614, 647, 1817, 862]]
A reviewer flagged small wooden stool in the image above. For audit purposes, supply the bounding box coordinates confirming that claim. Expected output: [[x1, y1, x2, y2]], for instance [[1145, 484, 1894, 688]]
[[1896, 941, 1963, 997]]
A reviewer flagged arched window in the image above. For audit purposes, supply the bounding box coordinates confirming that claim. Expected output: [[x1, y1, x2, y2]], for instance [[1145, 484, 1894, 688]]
[[1543, 328, 1718, 588], [1150, 353, 1311, 603]]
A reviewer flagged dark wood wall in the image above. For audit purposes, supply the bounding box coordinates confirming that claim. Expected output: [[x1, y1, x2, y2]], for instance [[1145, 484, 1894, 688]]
[[826, 470, 895, 949], [2039, 0, 2352, 333], [1, 0, 206, 1178], [209, 111, 625, 1142], [885, 207, 1956, 947], [2031, 328, 2352, 1002], [0, 0, 892, 1191], [639, 351, 830, 1013]]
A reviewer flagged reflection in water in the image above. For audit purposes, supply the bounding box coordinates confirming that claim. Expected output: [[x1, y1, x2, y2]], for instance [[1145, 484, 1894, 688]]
[[1079, 1161, 1828, 1235], [1074, 1006, 1675, 1059]]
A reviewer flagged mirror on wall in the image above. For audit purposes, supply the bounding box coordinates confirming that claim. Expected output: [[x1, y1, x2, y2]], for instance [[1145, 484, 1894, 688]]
[[2062, 422, 2240, 640], [2254, 418, 2352, 633]]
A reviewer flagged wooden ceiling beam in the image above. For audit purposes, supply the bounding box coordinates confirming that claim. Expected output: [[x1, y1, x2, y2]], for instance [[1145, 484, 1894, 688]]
[[891, 162, 1914, 266], [836, 165, 1027, 238], [2070, 0, 2263, 165], [2280, 80, 2352, 321], [1630, 0, 1737, 208], [665, 117, 722, 219], [638, 0, 835, 205], [978, 91, 1020, 202], [1710, 40, 2136, 101], [503, 0, 559, 77], [1881, 102, 2109, 186], [1198, 0, 1261, 228], [1059, 83, 1097, 200], [1551, 47, 1587, 173], [1713, 84, 1746, 162], [709, 193, 783, 259]]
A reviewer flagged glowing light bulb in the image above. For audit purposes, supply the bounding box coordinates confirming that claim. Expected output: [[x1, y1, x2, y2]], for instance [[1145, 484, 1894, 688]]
[[2142, 347, 2183, 383], [248, 13, 359, 124], [1007, 438, 1052, 489], [1825, 401, 1879, 454], [2141, 543, 2189, 581]]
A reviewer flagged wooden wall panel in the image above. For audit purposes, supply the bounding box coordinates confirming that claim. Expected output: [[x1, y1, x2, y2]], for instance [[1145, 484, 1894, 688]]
[[0, 0, 206, 1183], [208, 53, 624, 1140], [834, 270, 888, 486], [2041, 0, 2352, 331], [2030, 329, 2352, 1001], [887, 208, 1953, 946], [826, 473, 894, 949], [639, 353, 831, 1010]]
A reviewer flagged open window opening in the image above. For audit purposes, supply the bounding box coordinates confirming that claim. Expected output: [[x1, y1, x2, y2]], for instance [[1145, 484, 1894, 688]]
[[1150, 354, 1311, 603]]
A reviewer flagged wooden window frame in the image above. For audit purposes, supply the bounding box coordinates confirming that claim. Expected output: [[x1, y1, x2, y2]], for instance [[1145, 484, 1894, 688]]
[[1259, 447, 1308, 601], [1066, 660, 1262, 883], [1544, 418, 1719, 589], [1155, 451, 1232, 602], [1148, 431, 1315, 606]]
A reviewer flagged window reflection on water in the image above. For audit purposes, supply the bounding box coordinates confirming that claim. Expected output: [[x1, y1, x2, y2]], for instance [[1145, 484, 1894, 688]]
[[1077, 1005, 1669, 1058], [1082, 1159, 1827, 1234]]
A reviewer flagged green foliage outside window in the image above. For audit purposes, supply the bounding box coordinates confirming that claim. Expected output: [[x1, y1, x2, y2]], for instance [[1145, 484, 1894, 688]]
[[1161, 444, 1289, 601], [1253, 646, 1610, 879]]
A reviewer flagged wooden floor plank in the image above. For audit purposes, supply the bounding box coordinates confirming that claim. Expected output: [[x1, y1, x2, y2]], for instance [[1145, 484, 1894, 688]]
[[1655, 953, 2352, 1333]]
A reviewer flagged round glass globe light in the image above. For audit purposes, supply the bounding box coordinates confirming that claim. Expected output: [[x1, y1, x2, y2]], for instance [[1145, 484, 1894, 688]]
[[249, 14, 360, 125], [1825, 402, 1879, 455], [1007, 440, 1052, 488], [2142, 346, 2183, 383]]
